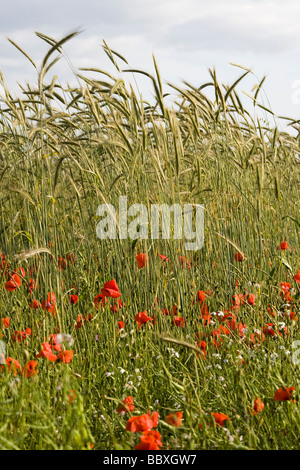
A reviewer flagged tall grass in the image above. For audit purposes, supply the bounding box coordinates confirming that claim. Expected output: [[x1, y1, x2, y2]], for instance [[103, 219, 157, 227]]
[[0, 32, 299, 450]]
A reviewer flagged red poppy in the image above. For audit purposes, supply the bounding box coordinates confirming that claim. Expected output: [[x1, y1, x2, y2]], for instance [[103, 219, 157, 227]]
[[135, 311, 153, 329], [2, 317, 9, 328], [173, 316, 185, 327], [36, 342, 58, 362], [94, 293, 108, 309], [211, 325, 231, 348], [12, 328, 31, 342], [57, 256, 67, 271], [234, 252, 245, 262], [126, 411, 159, 432], [101, 279, 121, 298], [5, 357, 21, 376], [222, 313, 237, 331], [28, 278, 36, 294], [212, 412, 230, 427], [196, 340, 207, 357], [165, 411, 183, 427], [29, 299, 41, 309], [70, 294, 79, 305], [75, 313, 93, 330], [196, 290, 206, 303], [280, 282, 291, 293], [246, 293, 256, 306], [0, 253, 8, 271], [117, 396, 135, 414], [58, 350, 74, 364], [158, 254, 169, 262], [136, 253, 148, 268], [277, 240, 289, 251], [117, 320, 125, 330], [236, 322, 247, 339], [252, 397, 264, 415], [135, 430, 163, 450], [41, 292, 56, 315], [294, 270, 300, 283], [179, 256, 191, 269], [273, 386, 295, 401], [16, 267, 26, 278], [67, 389, 77, 404], [231, 293, 244, 310], [248, 330, 265, 348], [67, 253, 76, 264], [22, 360, 39, 378], [5, 274, 21, 292], [110, 299, 125, 312], [263, 323, 276, 337], [49, 334, 62, 352]]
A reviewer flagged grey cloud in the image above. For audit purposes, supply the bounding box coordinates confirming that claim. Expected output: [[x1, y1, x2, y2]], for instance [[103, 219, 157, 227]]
[[160, 16, 299, 54]]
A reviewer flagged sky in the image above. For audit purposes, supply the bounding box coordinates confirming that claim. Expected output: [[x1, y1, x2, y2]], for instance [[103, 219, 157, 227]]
[[1, 0, 300, 133]]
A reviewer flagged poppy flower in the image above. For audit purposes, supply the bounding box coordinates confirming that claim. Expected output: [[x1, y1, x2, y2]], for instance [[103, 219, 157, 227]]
[[251, 397, 264, 415], [196, 290, 206, 303], [135, 311, 153, 329], [101, 279, 121, 298], [41, 292, 56, 315], [12, 328, 31, 342], [165, 411, 183, 427], [196, 340, 207, 357], [2, 317, 9, 328], [280, 282, 291, 293], [135, 430, 163, 450], [222, 313, 237, 331], [126, 411, 159, 432], [263, 323, 276, 337], [158, 254, 169, 262], [273, 386, 295, 401], [22, 360, 39, 378], [94, 293, 108, 309], [70, 294, 79, 305], [28, 278, 37, 294], [211, 325, 231, 348], [117, 321, 125, 331], [179, 256, 191, 269], [57, 256, 67, 271], [58, 350, 74, 364], [117, 396, 135, 414], [234, 252, 245, 262], [5, 274, 21, 292], [5, 357, 21, 376], [246, 293, 256, 306], [212, 412, 230, 427], [49, 334, 62, 352], [29, 299, 41, 309], [236, 322, 247, 339], [36, 342, 58, 362], [0, 253, 7, 271], [67, 253, 76, 264], [277, 240, 289, 251], [75, 313, 93, 330], [248, 330, 265, 348], [67, 389, 77, 404], [110, 299, 125, 312], [231, 293, 244, 311], [16, 267, 26, 278], [173, 316, 185, 327], [294, 271, 300, 283], [136, 253, 148, 268]]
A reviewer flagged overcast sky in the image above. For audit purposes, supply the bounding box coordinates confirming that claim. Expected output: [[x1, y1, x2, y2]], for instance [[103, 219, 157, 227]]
[[1, 0, 300, 132]]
